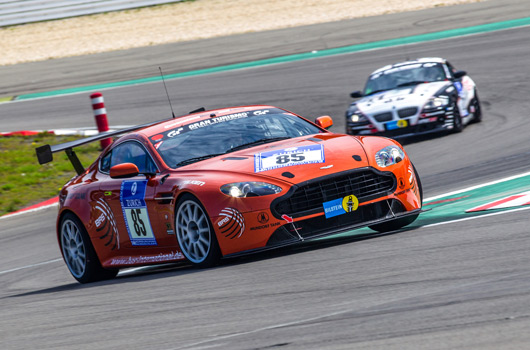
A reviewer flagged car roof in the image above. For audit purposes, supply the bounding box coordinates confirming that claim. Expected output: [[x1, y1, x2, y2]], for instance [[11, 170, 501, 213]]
[[138, 105, 283, 137], [371, 57, 447, 75]]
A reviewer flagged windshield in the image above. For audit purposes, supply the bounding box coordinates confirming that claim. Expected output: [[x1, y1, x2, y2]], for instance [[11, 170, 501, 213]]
[[364, 62, 448, 95], [150, 108, 323, 168]]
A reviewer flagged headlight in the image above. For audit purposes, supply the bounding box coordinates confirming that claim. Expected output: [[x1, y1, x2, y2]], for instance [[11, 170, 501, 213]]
[[346, 106, 368, 123], [375, 146, 404, 168], [220, 182, 282, 198], [423, 95, 449, 110]]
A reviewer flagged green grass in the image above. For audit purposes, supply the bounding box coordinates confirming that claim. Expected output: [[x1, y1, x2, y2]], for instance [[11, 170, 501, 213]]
[[0, 134, 102, 216]]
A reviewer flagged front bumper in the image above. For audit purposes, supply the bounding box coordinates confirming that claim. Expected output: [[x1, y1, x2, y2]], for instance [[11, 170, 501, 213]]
[[347, 106, 458, 139], [224, 200, 423, 258]]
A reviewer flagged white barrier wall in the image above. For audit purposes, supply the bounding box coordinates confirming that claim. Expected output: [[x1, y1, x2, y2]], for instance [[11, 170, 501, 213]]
[[0, 0, 183, 27]]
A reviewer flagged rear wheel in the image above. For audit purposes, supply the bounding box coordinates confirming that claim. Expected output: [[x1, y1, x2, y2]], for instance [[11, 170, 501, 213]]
[[60, 213, 118, 283], [175, 194, 221, 268], [369, 164, 422, 233]]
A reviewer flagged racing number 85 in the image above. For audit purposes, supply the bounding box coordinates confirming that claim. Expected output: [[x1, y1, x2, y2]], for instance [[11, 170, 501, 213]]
[[130, 208, 147, 236], [276, 152, 305, 164]]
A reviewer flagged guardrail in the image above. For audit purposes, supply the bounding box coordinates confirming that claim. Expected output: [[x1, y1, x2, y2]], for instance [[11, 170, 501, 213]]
[[0, 0, 183, 27]]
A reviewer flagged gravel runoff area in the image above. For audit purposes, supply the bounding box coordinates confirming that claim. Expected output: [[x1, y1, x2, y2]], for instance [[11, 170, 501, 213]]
[[1, 0, 482, 66]]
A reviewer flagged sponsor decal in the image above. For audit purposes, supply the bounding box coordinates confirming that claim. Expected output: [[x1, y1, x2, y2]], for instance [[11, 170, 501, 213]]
[[250, 222, 280, 231], [254, 144, 325, 173], [95, 198, 120, 250], [323, 194, 359, 219], [408, 165, 420, 199], [151, 134, 164, 141], [181, 180, 205, 186], [217, 207, 245, 239], [154, 141, 163, 149], [120, 180, 157, 246], [167, 127, 184, 138], [253, 109, 269, 115], [257, 212, 269, 224], [188, 112, 249, 130], [386, 119, 408, 130], [109, 251, 184, 265], [454, 81, 463, 96]]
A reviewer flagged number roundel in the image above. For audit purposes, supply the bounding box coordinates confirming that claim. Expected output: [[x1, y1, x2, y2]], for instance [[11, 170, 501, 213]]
[[275, 152, 305, 164]]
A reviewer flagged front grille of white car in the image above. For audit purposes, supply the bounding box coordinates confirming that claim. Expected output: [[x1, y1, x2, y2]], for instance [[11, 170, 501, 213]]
[[398, 107, 418, 118], [373, 112, 393, 122]]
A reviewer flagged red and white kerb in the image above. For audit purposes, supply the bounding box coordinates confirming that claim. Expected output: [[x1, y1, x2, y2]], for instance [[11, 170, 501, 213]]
[[466, 191, 530, 212], [90, 92, 111, 149]]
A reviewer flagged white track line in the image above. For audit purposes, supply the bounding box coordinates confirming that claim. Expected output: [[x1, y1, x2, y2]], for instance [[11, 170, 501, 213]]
[[0, 258, 62, 276]]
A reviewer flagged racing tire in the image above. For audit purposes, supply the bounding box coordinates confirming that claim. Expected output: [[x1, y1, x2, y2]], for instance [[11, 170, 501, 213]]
[[451, 101, 464, 133], [470, 93, 482, 123], [369, 164, 423, 233], [175, 194, 221, 268], [60, 212, 118, 283]]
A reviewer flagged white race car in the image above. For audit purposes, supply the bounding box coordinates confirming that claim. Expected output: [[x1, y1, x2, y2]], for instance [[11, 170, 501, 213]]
[[346, 57, 481, 138]]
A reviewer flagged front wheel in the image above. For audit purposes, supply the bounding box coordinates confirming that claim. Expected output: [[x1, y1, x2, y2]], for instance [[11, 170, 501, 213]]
[[369, 164, 422, 233], [60, 213, 118, 283], [175, 194, 221, 268], [470, 93, 482, 123], [451, 101, 464, 133]]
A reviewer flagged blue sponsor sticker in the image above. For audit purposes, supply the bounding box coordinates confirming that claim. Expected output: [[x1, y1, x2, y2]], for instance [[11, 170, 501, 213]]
[[323, 194, 359, 219], [254, 144, 325, 173], [323, 198, 345, 218], [120, 180, 157, 246]]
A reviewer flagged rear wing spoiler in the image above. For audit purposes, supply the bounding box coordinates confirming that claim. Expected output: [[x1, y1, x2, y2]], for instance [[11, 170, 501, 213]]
[[35, 120, 166, 175]]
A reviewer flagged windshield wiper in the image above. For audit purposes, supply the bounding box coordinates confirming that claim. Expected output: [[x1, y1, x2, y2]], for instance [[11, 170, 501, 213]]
[[227, 137, 291, 153], [176, 153, 225, 167], [396, 81, 426, 88]]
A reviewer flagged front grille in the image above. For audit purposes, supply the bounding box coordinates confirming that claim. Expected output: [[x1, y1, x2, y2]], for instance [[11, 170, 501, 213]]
[[373, 112, 393, 122], [398, 107, 418, 118], [273, 168, 396, 217], [267, 200, 406, 246]]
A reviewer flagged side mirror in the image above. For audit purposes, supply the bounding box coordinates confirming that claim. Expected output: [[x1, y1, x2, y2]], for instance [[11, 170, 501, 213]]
[[110, 163, 139, 179], [350, 91, 363, 98], [453, 70, 466, 79], [315, 115, 333, 130]]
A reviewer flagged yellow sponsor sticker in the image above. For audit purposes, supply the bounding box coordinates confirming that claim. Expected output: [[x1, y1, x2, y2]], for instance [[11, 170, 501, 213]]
[[341, 194, 359, 213], [397, 119, 408, 128]]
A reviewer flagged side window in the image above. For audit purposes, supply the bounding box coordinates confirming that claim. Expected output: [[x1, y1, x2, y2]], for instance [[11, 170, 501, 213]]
[[100, 152, 111, 173], [445, 61, 457, 77], [107, 142, 157, 174]]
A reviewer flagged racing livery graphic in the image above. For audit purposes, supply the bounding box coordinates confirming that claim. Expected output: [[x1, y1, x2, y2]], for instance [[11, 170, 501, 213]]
[[36, 105, 422, 283], [346, 57, 481, 138]]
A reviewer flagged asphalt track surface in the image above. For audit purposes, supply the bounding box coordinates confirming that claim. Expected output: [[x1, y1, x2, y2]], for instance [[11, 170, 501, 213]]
[[3, 0, 530, 349]]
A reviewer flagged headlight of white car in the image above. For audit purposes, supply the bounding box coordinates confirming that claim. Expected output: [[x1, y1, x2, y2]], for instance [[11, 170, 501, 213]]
[[423, 95, 450, 110], [375, 146, 404, 168], [347, 105, 368, 123], [220, 182, 282, 198]]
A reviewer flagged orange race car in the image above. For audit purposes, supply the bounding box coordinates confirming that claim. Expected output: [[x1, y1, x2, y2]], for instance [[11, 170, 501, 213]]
[[36, 105, 423, 283]]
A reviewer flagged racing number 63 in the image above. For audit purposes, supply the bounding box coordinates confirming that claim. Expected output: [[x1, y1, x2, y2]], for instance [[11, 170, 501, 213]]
[[276, 152, 305, 164]]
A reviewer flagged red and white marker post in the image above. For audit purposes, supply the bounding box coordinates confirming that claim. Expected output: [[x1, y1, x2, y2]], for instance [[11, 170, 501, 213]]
[[90, 92, 111, 149]]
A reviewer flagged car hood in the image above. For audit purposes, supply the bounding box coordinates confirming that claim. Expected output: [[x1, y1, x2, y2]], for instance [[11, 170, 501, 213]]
[[184, 134, 371, 184], [355, 81, 449, 115]]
